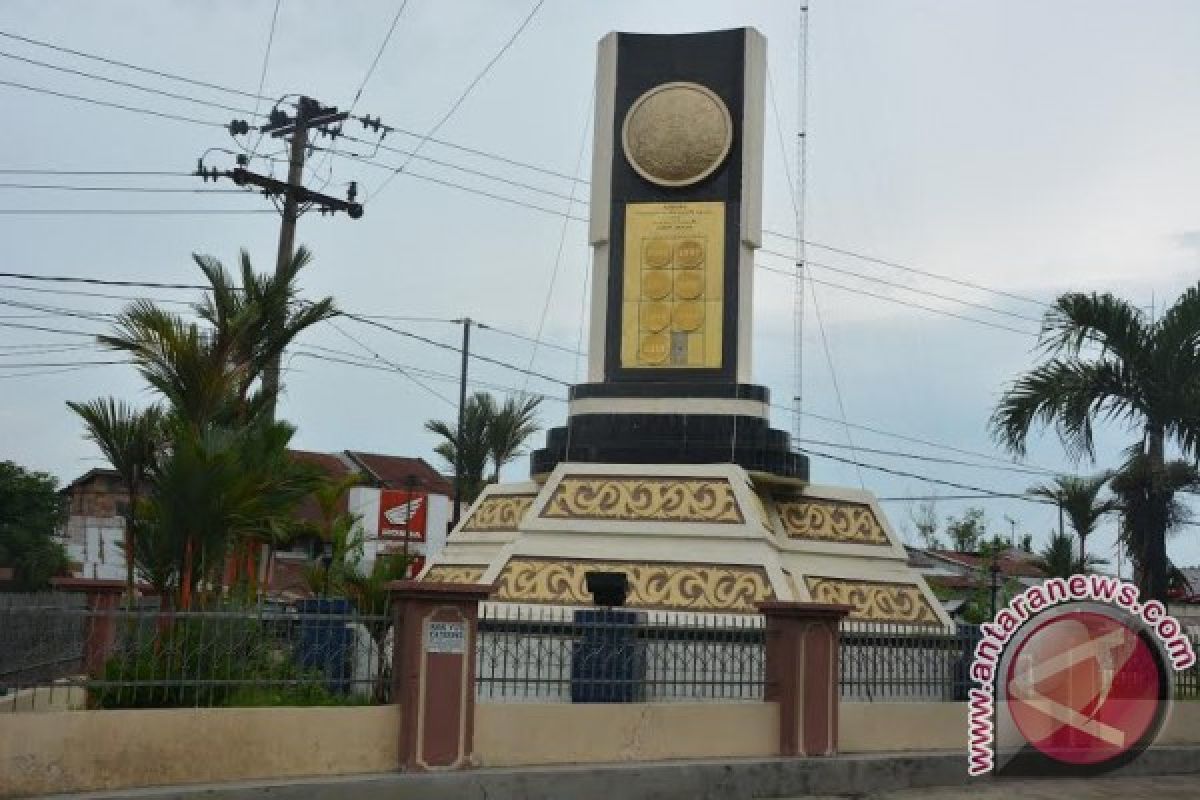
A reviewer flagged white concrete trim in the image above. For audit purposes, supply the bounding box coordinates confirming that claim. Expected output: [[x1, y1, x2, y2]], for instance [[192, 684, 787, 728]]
[[567, 396, 769, 418]]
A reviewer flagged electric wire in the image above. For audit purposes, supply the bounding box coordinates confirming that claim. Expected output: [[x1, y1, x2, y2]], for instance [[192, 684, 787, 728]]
[[371, 0, 545, 199], [0, 28, 272, 102], [0, 49, 261, 116], [0, 78, 225, 127]]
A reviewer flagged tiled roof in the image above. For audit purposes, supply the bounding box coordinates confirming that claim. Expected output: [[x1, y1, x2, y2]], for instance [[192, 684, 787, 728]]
[[344, 451, 453, 495], [927, 549, 1047, 579]]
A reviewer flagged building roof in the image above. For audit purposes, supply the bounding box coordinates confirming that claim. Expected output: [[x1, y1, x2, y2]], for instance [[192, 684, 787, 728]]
[[343, 451, 452, 495], [926, 549, 1047, 579]]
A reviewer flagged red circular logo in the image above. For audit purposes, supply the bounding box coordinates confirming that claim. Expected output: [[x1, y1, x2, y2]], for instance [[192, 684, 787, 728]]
[[1005, 611, 1162, 765]]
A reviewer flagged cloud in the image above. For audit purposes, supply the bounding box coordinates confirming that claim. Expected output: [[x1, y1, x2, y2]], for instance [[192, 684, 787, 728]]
[[1176, 230, 1200, 252]]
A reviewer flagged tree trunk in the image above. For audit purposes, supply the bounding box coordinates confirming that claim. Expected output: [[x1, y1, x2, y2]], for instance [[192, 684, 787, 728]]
[[123, 484, 138, 610], [1144, 426, 1169, 603], [180, 538, 194, 611]]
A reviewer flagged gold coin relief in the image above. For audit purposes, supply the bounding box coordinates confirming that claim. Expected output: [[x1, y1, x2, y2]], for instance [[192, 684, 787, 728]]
[[674, 271, 705, 300], [639, 302, 671, 332], [672, 301, 705, 332], [638, 333, 670, 364], [622, 82, 733, 187], [675, 239, 705, 268], [641, 271, 672, 300], [643, 239, 672, 268]]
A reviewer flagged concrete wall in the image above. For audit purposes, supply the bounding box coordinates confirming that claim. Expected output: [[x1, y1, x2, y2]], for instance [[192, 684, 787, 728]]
[[3, 701, 1198, 797], [841, 702, 966, 752], [839, 701, 1200, 753], [475, 702, 779, 766], [0, 705, 400, 799]]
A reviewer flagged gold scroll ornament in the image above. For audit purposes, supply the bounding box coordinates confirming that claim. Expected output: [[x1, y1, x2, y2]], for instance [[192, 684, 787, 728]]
[[804, 576, 941, 625], [460, 494, 536, 533], [422, 565, 486, 584], [621, 202, 725, 369], [496, 558, 774, 612], [539, 476, 743, 524], [775, 498, 890, 546]]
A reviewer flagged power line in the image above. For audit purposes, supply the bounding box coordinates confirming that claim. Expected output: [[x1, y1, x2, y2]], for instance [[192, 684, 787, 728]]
[[762, 230, 1051, 309], [0, 320, 98, 336], [371, 0, 546, 200], [798, 446, 1056, 504], [0, 209, 275, 215], [0, 183, 252, 194], [0, 49, 260, 116], [334, 311, 571, 387], [322, 318, 456, 406], [760, 248, 1042, 324], [0, 78, 224, 127], [0, 28, 272, 102], [351, 0, 411, 106], [755, 260, 1034, 336], [794, 437, 1057, 476], [0, 272, 207, 289], [0, 169, 192, 176]]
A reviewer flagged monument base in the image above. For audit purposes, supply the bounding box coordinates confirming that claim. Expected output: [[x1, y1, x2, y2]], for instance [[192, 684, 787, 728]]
[[419, 462, 948, 626]]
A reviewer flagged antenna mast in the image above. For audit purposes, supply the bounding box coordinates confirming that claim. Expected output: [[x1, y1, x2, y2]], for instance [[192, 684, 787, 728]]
[[792, 3, 811, 442]]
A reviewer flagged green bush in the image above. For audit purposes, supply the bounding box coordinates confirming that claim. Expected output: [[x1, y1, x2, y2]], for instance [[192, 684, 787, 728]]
[[92, 615, 354, 709]]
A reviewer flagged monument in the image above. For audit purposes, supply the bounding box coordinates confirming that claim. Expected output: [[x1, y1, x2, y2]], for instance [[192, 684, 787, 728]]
[[419, 28, 949, 627]]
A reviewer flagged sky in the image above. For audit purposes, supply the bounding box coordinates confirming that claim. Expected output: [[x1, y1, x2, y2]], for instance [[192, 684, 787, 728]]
[[1, 1, 1198, 573]]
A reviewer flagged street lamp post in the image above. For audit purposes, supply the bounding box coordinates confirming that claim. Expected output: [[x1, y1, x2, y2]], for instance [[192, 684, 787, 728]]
[[989, 561, 1002, 620], [402, 474, 419, 579]]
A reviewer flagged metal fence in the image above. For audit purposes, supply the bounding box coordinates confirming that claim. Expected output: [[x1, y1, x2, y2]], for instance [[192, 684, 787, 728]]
[[476, 605, 765, 702], [0, 598, 391, 711], [5, 594, 1198, 712]]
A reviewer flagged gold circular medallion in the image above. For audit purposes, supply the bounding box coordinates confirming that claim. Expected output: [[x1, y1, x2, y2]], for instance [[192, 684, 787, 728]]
[[621, 82, 733, 187], [675, 239, 705, 268], [641, 271, 672, 300], [639, 302, 671, 332], [672, 301, 705, 332], [638, 332, 670, 364], [674, 271, 705, 300], [643, 239, 673, 268]]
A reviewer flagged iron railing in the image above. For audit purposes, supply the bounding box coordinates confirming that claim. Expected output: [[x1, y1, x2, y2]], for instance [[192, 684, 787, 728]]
[[476, 605, 765, 702], [0, 598, 391, 711]]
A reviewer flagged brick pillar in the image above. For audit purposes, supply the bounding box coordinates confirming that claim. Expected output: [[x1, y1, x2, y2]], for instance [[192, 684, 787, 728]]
[[387, 580, 493, 771], [759, 601, 852, 757], [51, 577, 127, 676]]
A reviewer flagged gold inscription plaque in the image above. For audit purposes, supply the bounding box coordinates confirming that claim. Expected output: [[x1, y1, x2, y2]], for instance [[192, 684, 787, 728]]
[[621, 202, 724, 369]]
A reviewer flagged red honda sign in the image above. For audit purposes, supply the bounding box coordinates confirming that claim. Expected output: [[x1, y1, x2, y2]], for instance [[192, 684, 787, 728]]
[[378, 489, 427, 541]]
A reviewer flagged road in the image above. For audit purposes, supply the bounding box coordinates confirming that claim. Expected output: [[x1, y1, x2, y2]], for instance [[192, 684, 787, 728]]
[[785, 775, 1200, 799]]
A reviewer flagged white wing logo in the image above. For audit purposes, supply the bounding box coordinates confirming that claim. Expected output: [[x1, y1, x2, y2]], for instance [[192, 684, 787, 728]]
[[384, 497, 423, 526]]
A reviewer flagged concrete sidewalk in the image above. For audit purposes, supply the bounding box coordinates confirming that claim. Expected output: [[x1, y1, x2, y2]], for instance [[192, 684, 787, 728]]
[[848, 775, 1200, 799], [34, 749, 1200, 800]]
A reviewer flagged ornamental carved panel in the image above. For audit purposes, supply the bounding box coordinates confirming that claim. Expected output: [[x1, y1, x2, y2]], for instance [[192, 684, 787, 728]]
[[422, 565, 486, 585], [539, 476, 743, 524], [803, 576, 940, 625], [776, 498, 889, 546], [461, 494, 536, 533], [495, 558, 773, 613]]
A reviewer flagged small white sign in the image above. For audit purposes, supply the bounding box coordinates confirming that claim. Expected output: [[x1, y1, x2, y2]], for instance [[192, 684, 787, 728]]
[[424, 620, 466, 654]]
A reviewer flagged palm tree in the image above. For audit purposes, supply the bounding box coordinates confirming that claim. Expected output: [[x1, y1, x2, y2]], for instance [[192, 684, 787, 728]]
[[66, 399, 163, 601], [426, 392, 496, 507], [191, 246, 335, 419], [1033, 530, 1110, 579], [1109, 454, 1199, 589], [486, 395, 542, 482], [1028, 473, 1117, 563], [991, 287, 1200, 601], [78, 247, 337, 608]]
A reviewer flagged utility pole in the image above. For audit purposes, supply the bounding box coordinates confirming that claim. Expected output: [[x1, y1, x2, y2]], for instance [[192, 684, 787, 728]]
[[451, 318, 473, 530], [198, 96, 365, 420]]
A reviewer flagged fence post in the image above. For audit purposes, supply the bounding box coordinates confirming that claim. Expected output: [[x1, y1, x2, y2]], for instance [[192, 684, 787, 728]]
[[51, 577, 126, 677], [759, 601, 852, 757], [386, 580, 494, 771]]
